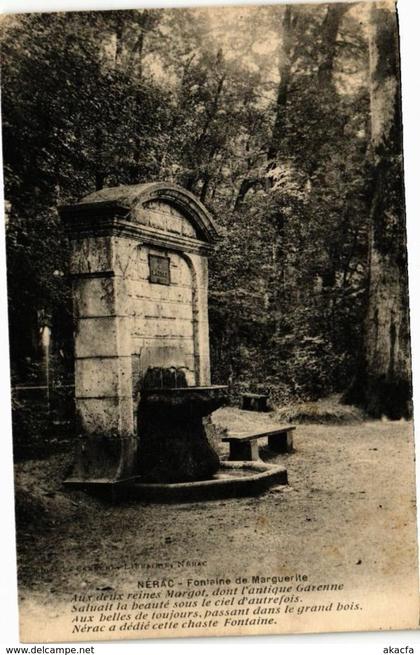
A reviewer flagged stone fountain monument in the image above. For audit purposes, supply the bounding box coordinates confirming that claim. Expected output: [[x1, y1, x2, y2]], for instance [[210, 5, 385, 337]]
[[60, 182, 286, 500]]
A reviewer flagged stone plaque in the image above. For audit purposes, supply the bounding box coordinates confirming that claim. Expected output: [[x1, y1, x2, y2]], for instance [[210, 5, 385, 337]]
[[149, 254, 170, 285]]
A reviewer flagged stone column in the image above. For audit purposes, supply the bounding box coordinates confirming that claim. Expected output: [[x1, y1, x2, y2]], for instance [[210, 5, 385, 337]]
[[67, 234, 136, 484], [188, 253, 211, 386]]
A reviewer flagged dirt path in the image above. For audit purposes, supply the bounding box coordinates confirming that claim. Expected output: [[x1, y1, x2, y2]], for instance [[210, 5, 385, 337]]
[[15, 413, 419, 639]]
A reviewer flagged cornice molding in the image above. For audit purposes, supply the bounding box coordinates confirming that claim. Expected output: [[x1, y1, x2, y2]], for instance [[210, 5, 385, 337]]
[[63, 216, 214, 255]]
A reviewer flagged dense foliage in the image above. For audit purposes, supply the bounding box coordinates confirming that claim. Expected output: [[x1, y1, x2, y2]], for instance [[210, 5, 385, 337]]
[[0, 4, 407, 408]]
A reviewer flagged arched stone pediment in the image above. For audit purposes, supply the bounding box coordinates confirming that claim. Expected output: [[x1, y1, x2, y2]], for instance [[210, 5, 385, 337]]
[[61, 182, 219, 248]]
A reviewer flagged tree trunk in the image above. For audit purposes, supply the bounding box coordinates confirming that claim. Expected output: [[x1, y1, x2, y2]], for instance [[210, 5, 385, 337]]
[[345, 1, 411, 419], [182, 68, 226, 193], [268, 6, 293, 162], [235, 7, 294, 207], [317, 4, 349, 87]]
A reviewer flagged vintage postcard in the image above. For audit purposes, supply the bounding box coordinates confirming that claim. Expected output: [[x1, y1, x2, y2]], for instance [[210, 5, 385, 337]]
[[1, 0, 418, 643]]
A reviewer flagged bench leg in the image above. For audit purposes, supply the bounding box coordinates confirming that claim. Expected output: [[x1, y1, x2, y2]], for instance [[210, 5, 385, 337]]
[[229, 440, 259, 461], [242, 397, 251, 410], [268, 431, 293, 453], [257, 398, 268, 412]]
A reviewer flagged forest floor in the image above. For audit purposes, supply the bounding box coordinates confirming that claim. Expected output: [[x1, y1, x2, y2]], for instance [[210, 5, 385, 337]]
[[13, 407, 419, 639]]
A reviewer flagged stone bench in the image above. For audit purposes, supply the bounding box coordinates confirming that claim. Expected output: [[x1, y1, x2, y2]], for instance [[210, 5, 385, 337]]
[[241, 393, 269, 412], [222, 425, 295, 461]]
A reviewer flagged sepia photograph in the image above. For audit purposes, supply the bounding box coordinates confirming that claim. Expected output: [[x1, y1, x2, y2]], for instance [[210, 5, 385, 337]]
[[0, 0, 418, 645]]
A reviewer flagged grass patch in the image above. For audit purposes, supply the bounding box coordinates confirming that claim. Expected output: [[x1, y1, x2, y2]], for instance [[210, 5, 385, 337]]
[[273, 394, 366, 425]]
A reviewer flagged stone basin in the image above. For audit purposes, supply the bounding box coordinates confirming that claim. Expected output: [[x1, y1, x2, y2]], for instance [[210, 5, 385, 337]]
[[137, 385, 229, 483], [130, 461, 288, 503]]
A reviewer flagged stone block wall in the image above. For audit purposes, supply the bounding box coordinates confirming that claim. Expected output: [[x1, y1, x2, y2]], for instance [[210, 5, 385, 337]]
[[129, 247, 196, 389]]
